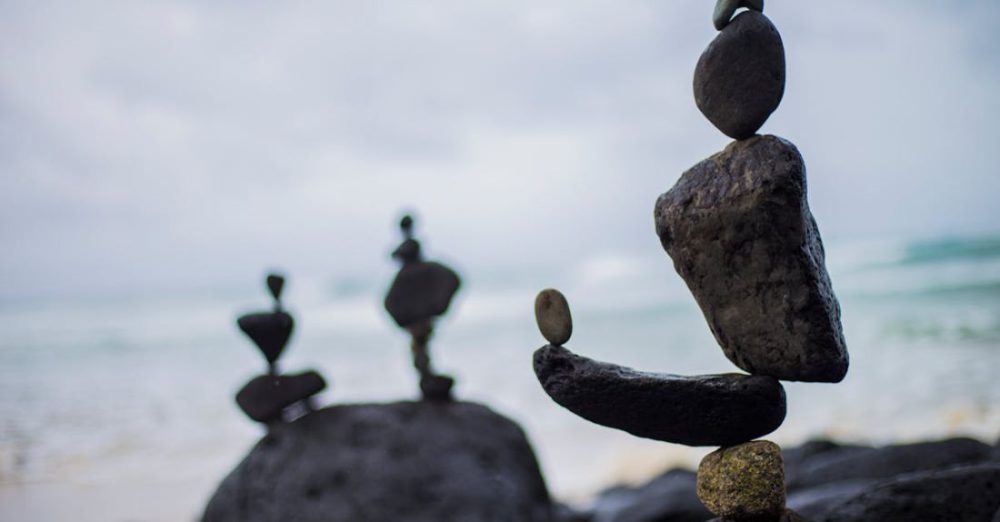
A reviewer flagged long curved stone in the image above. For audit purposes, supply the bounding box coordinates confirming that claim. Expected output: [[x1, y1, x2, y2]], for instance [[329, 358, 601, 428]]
[[532, 345, 786, 446]]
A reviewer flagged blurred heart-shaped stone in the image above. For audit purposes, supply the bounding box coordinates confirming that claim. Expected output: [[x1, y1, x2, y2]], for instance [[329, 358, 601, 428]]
[[237, 311, 294, 364]]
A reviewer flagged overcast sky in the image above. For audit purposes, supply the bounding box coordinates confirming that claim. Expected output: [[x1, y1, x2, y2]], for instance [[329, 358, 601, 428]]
[[2, 1, 998, 300]]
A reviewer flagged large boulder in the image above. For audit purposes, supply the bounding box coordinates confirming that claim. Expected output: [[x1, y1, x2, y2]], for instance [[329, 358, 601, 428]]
[[785, 437, 994, 490], [817, 463, 1000, 521], [588, 469, 711, 522], [202, 401, 553, 522], [655, 135, 848, 382]]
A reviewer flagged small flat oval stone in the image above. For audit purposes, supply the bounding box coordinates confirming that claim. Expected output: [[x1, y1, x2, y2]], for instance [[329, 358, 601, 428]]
[[713, 0, 765, 31], [532, 345, 786, 446], [695, 11, 785, 140], [534, 289, 572, 346], [697, 440, 786, 519], [237, 311, 294, 364], [236, 370, 327, 423]]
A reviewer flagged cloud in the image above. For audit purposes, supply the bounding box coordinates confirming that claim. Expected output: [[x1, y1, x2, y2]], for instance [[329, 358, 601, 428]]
[[1, 0, 998, 299]]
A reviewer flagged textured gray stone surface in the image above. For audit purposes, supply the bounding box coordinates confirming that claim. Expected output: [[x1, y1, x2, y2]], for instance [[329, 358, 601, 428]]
[[655, 135, 848, 382], [532, 345, 786, 446], [695, 11, 785, 140], [202, 401, 553, 522], [697, 441, 786, 519]]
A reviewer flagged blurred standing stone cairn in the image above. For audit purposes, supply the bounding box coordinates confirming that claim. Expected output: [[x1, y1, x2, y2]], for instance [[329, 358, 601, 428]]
[[384, 214, 462, 402], [235, 273, 327, 427], [531, 2, 849, 521]]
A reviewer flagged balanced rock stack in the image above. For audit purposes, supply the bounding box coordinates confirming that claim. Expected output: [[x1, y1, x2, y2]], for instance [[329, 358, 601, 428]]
[[384, 214, 463, 402], [235, 273, 327, 427], [533, 2, 848, 521]]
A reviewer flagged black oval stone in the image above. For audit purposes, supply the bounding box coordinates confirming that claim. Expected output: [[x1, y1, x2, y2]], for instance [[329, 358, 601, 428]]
[[694, 11, 785, 140]]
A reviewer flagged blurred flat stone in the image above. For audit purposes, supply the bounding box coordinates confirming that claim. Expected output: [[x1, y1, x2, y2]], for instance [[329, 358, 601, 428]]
[[236, 371, 326, 424], [385, 261, 461, 328], [534, 289, 572, 346], [697, 440, 786, 519], [237, 311, 294, 364], [695, 11, 784, 140], [655, 135, 848, 382], [713, 0, 764, 31], [532, 345, 786, 446]]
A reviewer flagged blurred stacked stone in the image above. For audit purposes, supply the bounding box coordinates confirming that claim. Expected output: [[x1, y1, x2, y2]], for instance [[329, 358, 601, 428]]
[[385, 214, 462, 402], [235, 273, 326, 427], [532, 2, 849, 521]]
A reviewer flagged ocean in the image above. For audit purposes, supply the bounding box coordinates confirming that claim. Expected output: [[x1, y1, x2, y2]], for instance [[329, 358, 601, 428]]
[[1, 234, 998, 521]]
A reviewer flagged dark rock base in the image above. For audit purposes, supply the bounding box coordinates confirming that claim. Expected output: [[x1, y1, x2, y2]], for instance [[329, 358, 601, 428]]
[[202, 401, 553, 522]]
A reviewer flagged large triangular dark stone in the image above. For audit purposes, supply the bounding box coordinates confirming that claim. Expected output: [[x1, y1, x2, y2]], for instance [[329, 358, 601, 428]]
[[237, 311, 294, 364]]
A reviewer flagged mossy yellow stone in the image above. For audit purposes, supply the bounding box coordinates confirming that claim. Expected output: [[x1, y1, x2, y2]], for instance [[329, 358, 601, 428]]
[[534, 289, 572, 346], [697, 440, 785, 519]]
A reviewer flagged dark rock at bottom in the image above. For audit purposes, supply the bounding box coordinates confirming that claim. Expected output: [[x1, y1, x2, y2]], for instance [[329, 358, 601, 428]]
[[818, 463, 1000, 521], [586, 437, 999, 522], [708, 509, 806, 522], [202, 401, 553, 522], [533, 344, 786, 446], [588, 469, 711, 522], [420, 373, 455, 402]]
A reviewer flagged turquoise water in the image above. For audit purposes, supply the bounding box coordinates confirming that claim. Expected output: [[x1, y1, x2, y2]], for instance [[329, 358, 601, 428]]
[[1, 234, 998, 520]]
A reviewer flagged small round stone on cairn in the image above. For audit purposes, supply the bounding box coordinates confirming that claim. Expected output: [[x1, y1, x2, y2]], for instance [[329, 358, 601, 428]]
[[534, 289, 572, 346]]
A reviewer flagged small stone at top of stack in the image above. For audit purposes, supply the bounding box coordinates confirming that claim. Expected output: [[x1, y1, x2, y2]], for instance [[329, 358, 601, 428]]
[[696, 2, 784, 140]]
